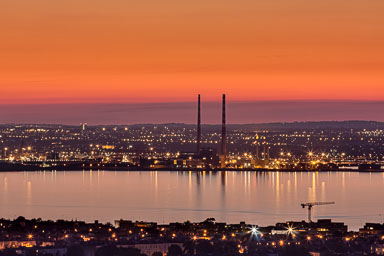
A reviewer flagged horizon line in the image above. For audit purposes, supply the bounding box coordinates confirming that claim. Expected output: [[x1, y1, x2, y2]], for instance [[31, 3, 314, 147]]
[[1, 120, 383, 127], [2, 99, 384, 106]]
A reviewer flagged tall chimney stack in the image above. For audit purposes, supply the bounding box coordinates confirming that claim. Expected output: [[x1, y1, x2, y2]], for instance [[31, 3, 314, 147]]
[[197, 94, 201, 154], [221, 94, 227, 168]]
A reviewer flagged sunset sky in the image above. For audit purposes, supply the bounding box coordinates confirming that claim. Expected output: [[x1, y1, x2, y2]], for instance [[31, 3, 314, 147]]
[[1, 0, 384, 105]]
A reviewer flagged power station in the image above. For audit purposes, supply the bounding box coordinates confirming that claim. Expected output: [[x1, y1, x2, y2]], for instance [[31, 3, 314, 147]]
[[173, 93, 271, 169]]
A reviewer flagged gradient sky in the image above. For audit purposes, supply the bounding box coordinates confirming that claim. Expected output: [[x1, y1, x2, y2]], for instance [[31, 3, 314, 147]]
[[1, 0, 384, 104]]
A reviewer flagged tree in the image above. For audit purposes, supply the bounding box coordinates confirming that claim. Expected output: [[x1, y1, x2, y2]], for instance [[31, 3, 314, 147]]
[[116, 248, 145, 256], [96, 246, 117, 256], [183, 240, 195, 255], [195, 240, 214, 256], [0, 249, 18, 256], [277, 244, 310, 256], [67, 245, 85, 256], [168, 244, 183, 256], [221, 241, 239, 256], [96, 246, 145, 256]]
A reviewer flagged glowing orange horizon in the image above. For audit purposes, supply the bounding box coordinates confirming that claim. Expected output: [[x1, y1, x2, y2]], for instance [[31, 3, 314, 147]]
[[1, 0, 384, 104]]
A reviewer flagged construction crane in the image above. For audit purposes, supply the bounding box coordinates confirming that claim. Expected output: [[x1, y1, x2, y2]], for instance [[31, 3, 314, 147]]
[[301, 201, 335, 222]]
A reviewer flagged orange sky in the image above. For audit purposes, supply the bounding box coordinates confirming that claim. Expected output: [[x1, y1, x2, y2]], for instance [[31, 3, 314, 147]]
[[1, 0, 384, 104]]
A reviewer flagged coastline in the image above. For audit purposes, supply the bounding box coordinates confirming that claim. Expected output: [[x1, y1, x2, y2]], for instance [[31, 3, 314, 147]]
[[0, 161, 382, 173]]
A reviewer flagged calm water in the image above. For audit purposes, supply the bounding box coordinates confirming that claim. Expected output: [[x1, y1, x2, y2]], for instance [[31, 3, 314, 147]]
[[1, 171, 384, 230]]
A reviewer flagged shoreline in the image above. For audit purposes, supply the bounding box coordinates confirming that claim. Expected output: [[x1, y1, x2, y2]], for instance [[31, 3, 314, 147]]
[[0, 165, 383, 173], [1, 160, 383, 172]]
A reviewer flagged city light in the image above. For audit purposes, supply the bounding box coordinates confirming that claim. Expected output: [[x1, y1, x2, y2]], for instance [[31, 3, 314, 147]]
[[250, 226, 261, 239]]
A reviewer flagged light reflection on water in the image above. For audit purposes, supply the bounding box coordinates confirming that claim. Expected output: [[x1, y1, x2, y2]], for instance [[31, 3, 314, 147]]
[[0, 171, 383, 230]]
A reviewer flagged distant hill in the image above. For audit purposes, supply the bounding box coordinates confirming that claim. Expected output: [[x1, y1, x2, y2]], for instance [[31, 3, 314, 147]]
[[2, 121, 384, 131]]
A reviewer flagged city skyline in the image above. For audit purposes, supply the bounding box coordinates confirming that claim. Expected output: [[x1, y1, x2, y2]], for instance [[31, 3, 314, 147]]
[[2, 1, 384, 255]]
